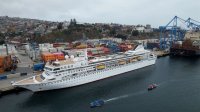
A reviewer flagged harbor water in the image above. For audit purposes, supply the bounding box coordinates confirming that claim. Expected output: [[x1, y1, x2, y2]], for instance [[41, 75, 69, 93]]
[[1, 56, 200, 112]]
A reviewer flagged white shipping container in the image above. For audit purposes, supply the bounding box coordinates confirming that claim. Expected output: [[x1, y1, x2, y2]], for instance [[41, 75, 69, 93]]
[[40, 51, 49, 54], [50, 44, 53, 48], [49, 48, 57, 53], [0, 45, 17, 55], [39, 44, 43, 48], [39, 43, 53, 49], [43, 43, 51, 48], [25, 45, 30, 51], [176, 41, 183, 45], [40, 48, 49, 52], [57, 47, 64, 52], [0, 48, 6, 55], [8, 48, 17, 54]]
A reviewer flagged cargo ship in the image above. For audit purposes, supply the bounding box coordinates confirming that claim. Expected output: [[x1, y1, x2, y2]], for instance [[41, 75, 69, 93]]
[[13, 45, 157, 92], [170, 31, 200, 56]]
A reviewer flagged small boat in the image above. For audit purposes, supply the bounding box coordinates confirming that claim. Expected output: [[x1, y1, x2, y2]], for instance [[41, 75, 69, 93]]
[[90, 99, 104, 108], [148, 84, 157, 91]]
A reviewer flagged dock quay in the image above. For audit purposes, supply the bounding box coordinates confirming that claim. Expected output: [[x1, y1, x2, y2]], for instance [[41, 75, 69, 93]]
[[153, 50, 169, 58], [0, 73, 35, 97]]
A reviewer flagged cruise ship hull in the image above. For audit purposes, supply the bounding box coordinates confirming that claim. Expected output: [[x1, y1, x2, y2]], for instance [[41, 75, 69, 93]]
[[17, 59, 156, 92]]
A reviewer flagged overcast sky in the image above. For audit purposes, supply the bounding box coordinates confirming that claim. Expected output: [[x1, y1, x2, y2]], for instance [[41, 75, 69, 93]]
[[0, 0, 199, 27]]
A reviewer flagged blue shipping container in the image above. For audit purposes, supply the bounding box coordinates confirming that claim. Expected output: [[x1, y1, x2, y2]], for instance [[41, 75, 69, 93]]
[[33, 63, 45, 71], [0, 75, 7, 80]]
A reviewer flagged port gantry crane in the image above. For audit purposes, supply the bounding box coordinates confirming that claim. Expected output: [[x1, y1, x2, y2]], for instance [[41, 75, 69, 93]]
[[159, 16, 200, 49]]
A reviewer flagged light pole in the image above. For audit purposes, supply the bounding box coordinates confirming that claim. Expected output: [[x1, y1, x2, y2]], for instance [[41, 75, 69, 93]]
[[5, 41, 9, 55]]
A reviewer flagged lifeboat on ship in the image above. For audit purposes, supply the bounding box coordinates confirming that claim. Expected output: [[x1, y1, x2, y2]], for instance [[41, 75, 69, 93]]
[[118, 60, 126, 65], [129, 57, 138, 62], [96, 64, 105, 70]]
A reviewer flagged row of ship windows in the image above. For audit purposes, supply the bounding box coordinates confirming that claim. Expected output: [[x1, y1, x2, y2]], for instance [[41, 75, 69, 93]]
[[60, 63, 87, 69], [62, 65, 73, 69], [55, 67, 95, 75], [65, 68, 94, 75], [39, 73, 90, 86]]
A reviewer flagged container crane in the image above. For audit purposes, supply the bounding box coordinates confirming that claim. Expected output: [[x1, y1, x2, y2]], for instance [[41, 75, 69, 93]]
[[159, 16, 200, 49]]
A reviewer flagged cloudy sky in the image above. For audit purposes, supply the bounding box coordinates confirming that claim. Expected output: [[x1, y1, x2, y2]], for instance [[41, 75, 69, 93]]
[[0, 0, 199, 27]]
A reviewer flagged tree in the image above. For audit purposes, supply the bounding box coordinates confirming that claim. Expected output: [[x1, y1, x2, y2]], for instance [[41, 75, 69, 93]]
[[73, 18, 77, 25], [57, 22, 63, 30], [69, 18, 77, 28], [0, 40, 5, 45], [132, 30, 139, 36], [115, 34, 127, 40], [110, 29, 116, 36]]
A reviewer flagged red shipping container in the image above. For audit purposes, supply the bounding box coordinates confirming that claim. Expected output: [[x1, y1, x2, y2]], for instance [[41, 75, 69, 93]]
[[41, 52, 56, 62], [53, 52, 65, 60]]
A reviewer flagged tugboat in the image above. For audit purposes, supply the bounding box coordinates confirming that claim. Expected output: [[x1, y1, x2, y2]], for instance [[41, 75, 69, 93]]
[[90, 99, 105, 108], [148, 84, 157, 91]]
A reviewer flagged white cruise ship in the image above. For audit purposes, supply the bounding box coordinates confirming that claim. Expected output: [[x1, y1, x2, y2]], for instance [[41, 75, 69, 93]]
[[13, 45, 157, 92]]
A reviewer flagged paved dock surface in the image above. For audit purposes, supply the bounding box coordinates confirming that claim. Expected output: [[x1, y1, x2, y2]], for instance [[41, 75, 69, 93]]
[[0, 74, 34, 92], [153, 50, 169, 57], [17, 50, 34, 68]]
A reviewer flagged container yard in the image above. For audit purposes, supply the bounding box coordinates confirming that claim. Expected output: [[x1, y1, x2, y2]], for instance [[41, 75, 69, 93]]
[[24, 39, 153, 63], [0, 38, 167, 71]]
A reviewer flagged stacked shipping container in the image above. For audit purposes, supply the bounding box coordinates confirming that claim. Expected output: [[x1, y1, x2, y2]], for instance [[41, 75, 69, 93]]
[[41, 52, 65, 62], [0, 55, 12, 73]]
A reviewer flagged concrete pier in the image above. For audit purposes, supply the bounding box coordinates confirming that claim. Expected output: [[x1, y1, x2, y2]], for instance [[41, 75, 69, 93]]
[[153, 50, 169, 58], [0, 73, 35, 96]]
